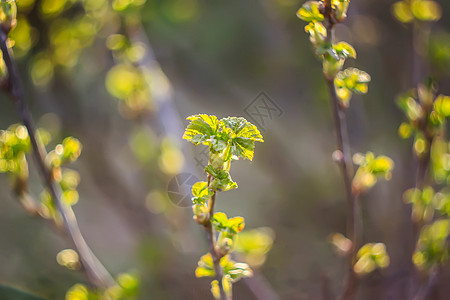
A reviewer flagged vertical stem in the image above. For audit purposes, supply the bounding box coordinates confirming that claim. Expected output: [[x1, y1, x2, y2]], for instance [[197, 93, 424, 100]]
[[322, 2, 359, 299], [0, 30, 115, 289], [205, 176, 227, 300]]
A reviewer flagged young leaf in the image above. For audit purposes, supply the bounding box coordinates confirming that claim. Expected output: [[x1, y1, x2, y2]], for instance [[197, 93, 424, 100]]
[[352, 152, 394, 194], [195, 253, 216, 278], [205, 165, 238, 191], [212, 212, 245, 234], [220, 117, 264, 161], [183, 114, 219, 145], [413, 219, 450, 270], [296, 1, 324, 23], [354, 243, 390, 275], [333, 42, 357, 60], [191, 181, 213, 204], [220, 255, 253, 282], [334, 68, 370, 106]]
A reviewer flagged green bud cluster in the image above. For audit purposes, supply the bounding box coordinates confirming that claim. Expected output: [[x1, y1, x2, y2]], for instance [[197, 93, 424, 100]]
[[0, 123, 83, 223], [297, 0, 370, 107]]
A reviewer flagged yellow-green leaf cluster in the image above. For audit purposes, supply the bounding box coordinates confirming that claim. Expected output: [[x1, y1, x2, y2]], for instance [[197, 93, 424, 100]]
[[397, 86, 450, 157], [413, 219, 450, 270], [65, 272, 140, 300], [403, 186, 436, 223], [335, 68, 371, 107], [297, 0, 361, 80], [234, 227, 275, 267], [352, 152, 394, 195], [354, 243, 390, 275]]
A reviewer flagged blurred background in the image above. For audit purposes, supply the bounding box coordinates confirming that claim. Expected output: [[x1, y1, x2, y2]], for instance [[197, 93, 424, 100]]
[[0, 0, 450, 299]]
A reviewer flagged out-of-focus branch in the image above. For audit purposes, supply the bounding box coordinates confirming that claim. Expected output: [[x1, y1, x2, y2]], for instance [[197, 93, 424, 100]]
[[412, 267, 439, 300], [0, 29, 114, 289], [321, 1, 358, 299]]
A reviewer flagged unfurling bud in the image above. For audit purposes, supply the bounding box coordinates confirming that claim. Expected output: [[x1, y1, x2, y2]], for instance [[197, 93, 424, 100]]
[[193, 203, 209, 225], [217, 236, 233, 256]]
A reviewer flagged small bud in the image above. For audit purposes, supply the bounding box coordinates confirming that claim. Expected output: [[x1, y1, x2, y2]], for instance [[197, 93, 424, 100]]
[[193, 203, 209, 225], [332, 150, 344, 163], [217, 237, 233, 256], [209, 152, 225, 169]]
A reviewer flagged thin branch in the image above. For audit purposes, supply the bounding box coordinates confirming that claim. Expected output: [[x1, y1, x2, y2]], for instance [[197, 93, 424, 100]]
[[322, 2, 358, 299], [0, 30, 115, 289], [412, 267, 439, 300], [204, 174, 227, 300]]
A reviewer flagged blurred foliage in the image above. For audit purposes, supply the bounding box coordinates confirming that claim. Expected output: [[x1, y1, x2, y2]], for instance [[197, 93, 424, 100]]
[[392, 0, 441, 23], [354, 243, 389, 275], [413, 219, 450, 270], [352, 152, 394, 195], [65, 272, 139, 300]]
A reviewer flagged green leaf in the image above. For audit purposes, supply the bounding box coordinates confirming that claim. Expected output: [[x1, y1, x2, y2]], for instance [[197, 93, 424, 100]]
[[434, 95, 450, 117], [205, 165, 228, 180], [370, 156, 395, 175], [210, 280, 220, 300], [352, 152, 394, 194], [413, 219, 450, 270], [403, 187, 436, 223], [333, 0, 350, 21], [183, 114, 219, 145], [333, 42, 357, 59], [205, 165, 238, 191], [212, 212, 229, 231], [191, 181, 213, 204], [235, 228, 275, 256], [61, 137, 82, 163], [397, 91, 423, 122], [305, 21, 327, 46], [398, 122, 413, 139], [220, 117, 263, 161], [334, 68, 370, 106], [212, 212, 245, 234], [354, 243, 390, 274], [296, 1, 324, 23], [227, 217, 245, 233], [221, 255, 253, 282], [195, 253, 216, 278]]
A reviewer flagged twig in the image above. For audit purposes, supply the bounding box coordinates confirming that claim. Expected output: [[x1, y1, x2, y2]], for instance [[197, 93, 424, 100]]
[[204, 175, 227, 300], [0, 29, 115, 289], [322, 1, 358, 299], [412, 267, 439, 300], [243, 274, 280, 300]]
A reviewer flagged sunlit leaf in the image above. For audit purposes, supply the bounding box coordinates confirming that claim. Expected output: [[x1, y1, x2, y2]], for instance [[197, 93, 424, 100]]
[[183, 114, 219, 145], [354, 243, 390, 275], [220, 117, 263, 161], [195, 253, 216, 278], [296, 1, 323, 23]]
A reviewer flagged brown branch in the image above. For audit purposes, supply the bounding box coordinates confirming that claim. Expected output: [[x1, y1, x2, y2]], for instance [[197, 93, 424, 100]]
[[204, 174, 227, 300], [321, 2, 359, 299], [0, 30, 114, 289], [412, 267, 439, 300]]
